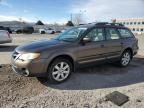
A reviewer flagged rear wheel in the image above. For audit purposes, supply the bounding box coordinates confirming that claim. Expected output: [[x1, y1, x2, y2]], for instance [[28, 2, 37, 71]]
[[119, 50, 132, 67], [47, 58, 72, 84]]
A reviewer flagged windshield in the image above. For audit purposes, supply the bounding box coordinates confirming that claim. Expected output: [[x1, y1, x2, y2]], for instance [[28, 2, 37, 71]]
[[56, 27, 87, 42]]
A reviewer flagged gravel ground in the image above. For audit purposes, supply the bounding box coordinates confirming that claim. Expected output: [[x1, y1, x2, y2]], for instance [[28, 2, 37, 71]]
[[0, 56, 144, 108]]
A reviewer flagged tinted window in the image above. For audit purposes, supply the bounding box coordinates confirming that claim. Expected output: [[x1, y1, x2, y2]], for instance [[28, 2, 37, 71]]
[[86, 28, 105, 42], [118, 29, 132, 38], [105, 28, 120, 40], [48, 28, 52, 30]]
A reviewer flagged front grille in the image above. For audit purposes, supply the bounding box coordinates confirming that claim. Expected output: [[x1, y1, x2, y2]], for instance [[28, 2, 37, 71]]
[[12, 51, 19, 59]]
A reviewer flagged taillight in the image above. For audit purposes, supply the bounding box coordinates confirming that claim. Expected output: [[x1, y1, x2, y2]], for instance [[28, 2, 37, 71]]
[[7, 32, 10, 38]]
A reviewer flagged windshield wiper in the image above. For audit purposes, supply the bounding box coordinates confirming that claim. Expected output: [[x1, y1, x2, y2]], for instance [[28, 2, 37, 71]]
[[60, 38, 76, 42]]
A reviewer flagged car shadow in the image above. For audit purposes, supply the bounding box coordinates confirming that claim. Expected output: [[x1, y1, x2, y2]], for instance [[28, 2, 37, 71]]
[[38, 56, 144, 90], [0, 45, 18, 52]]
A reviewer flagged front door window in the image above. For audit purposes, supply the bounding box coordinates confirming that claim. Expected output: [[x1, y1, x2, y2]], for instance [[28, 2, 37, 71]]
[[86, 28, 105, 42]]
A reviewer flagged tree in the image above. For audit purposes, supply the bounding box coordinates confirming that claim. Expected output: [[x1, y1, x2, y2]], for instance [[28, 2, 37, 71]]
[[112, 19, 116, 23], [73, 14, 83, 25], [35, 20, 44, 25], [66, 21, 74, 26]]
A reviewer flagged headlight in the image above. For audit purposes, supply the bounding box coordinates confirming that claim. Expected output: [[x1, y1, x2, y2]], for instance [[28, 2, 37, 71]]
[[19, 53, 40, 61]]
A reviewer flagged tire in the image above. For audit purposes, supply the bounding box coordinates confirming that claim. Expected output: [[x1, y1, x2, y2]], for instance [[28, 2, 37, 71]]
[[51, 31, 55, 34], [16, 31, 22, 34], [41, 31, 45, 34], [119, 50, 132, 67], [47, 58, 73, 84]]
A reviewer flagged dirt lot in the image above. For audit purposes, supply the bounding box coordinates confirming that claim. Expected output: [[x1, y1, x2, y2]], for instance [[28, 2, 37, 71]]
[[0, 34, 144, 108], [0, 56, 144, 108]]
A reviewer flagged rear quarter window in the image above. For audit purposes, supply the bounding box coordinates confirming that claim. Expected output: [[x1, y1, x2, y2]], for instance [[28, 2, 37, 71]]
[[118, 29, 133, 38]]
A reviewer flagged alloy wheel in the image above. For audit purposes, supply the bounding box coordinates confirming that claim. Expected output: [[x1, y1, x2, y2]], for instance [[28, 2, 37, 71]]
[[121, 52, 131, 66], [52, 62, 70, 81]]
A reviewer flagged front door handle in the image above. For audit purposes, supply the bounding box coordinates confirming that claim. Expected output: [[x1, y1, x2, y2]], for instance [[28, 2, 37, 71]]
[[101, 44, 104, 48], [121, 42, 124, 45]]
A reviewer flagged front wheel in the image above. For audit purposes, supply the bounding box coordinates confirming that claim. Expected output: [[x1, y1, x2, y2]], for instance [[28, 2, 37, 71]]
[[47, 58, 72, 84], [51, 31, 55, 34], [119, 50, 132, 67]]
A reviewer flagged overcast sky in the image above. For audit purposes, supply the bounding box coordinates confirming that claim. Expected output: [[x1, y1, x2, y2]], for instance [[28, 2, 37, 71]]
[[0, 0, 144, 24]]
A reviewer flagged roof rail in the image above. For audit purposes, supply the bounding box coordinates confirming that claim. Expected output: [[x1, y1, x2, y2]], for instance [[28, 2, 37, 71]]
[[110, 23, 124, 26], [95, 22, 124, 26], [95, 22, 109, 25], [79, 22, 124, 27], [87, 22, 108, 25]]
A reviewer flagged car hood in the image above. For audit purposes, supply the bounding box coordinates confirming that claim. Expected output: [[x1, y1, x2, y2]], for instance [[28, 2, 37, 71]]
[[15, 39, 68, 53]]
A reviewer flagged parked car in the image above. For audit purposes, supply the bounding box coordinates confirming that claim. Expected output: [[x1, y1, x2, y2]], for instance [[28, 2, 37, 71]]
[[23, 26, 34, 34], [0, 26, 12, 33], [5, 27, 12, 34], [0, 26, 5, 30], [39, 28, 55, 34], [0, 30, 12, 44], [15, 26, 34, 34], [11, 22, 138, 84], [15, 29, 23, 34]]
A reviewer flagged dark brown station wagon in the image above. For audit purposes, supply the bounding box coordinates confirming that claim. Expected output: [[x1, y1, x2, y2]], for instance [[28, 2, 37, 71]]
[[11, 22, 138, 84]]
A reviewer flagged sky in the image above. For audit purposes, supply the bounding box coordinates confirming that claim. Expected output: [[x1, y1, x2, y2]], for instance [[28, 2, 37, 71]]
[[0, 0, 144, 24]]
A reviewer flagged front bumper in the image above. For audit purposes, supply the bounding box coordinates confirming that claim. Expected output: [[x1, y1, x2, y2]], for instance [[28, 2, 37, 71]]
[[11, 57, 48, 77]]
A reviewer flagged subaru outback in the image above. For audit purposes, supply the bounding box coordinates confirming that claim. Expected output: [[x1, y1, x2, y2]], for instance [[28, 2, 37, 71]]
[[11, 22, 138, 84]]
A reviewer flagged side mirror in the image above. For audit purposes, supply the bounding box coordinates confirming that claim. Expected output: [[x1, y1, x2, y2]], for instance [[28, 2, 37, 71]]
[[82, 37, 91, 43]]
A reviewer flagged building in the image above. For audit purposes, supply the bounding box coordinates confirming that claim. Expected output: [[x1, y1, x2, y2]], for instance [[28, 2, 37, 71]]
[[114, 18, 144, 34]]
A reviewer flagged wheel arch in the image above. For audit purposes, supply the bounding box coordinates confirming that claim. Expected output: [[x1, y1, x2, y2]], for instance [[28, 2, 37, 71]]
[[47, 54, 75, 72], [123, 47, 133, 58]]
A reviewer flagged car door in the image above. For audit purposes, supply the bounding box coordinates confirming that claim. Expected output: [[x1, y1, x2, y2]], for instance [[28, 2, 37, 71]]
[[104, 27, 122, 59], [77, 27, 107, 64], [0, 30, 8, 42], [47, 28, 52, 34]]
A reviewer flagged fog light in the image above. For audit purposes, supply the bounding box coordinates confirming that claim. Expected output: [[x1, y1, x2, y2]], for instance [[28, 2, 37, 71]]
[[25, 69, 30, 76], [22, 68, 29, 76]]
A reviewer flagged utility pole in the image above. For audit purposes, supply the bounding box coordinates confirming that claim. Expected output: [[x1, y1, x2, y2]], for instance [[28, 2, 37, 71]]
[[70, 13, 73, 22]]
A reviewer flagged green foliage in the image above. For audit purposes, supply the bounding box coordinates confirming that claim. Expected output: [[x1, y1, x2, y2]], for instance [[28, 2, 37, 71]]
[[35, 20, 44, 25], [66, 21, 74, 26]]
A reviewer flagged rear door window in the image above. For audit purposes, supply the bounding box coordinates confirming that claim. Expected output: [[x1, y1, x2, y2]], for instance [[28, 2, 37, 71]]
[[118, 29, 133, 38], [105, 28, 120, 40]]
